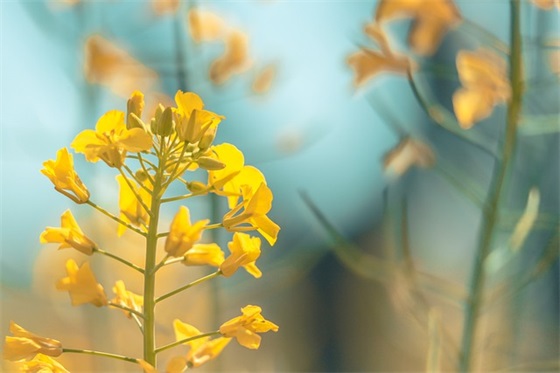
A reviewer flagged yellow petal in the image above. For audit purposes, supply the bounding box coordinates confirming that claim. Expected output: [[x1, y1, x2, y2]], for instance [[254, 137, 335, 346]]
[[208, 143, 245, 189], [347, 49, 409, 86], [119, 127, 153, 152], [209, 30, 252, 84], [183, 243, 225, 267], [452, 87, 495, 129], [175, 91, 204, 116], [252, 64, 276, 94]]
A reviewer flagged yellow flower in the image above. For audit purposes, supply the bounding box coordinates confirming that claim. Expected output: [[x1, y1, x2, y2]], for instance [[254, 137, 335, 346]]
[[111, 280, 143, 318], [222, 183, 280, 246], [375, 0, 461, 56], [165, 206, 209, 257], [83, 35, 158, 97], [383, 137, 435, 178], [3, 322, 62, 361], [220, 233, 262, 278], [452, 49, 511, 129], [41, 148, 90, 204], [209, 30, 252, 84], [12, 354, 69, 373], [174, 90, 224, 144], [207, 143, 245, 191], [172, 320, 231, 369], [56, 259, 108, 307], [188, 9, 226, 43], [219, 305, 278, 349], [347, 24, 410, 86], [183, 243, 225, 267], [116, 174, 151, 236], [137, 359, 159, 373], [40, 209, 96, 255], [71, 109, 153, 168]]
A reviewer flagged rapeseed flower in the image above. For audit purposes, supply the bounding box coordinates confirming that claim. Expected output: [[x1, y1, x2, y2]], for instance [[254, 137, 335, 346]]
[[111, 280, 143, 318], [12, 354, 68, 373], [116, 174, 151, 236], [165, 206, 209, 257], [3, 322, 62, 361], [183, 243, 225, 267], [56, 259, 107, 307], [219, 305, 278, 349], [220, 233, 262, 278], [40, 209, 96, 255], [41, 148, 90, 204]]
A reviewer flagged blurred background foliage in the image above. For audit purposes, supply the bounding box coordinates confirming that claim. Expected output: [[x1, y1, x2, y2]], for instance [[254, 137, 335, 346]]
[[1, 0, 559, 372]]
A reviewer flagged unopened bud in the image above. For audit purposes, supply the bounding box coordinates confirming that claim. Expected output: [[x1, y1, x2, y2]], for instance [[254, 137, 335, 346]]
[[198, 126, 217, 151], [135, 170, 149, 182], [127, 91, 144, 127], [127, 113, 147, 131], [197, 156, 226, 170], [152, 106, 174, 137], [187, 181, 209, 194]]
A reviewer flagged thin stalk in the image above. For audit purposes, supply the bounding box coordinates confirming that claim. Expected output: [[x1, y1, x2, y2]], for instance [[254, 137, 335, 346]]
[[161, 193, 194, 204], [123, 164, 152, 193], [458, 1, 522, 371], [137, 153, 155, 186], [142, 164, 165, 366], [62, 348, 138, 364], [108, 302, 145, 319], [94, 248, 144, 274], [155, 331, 220, 354], [155, 271, 221, 304], [118, 167, 153, 217], [86, 200, 146, 236], [152, 254, 170, 274]]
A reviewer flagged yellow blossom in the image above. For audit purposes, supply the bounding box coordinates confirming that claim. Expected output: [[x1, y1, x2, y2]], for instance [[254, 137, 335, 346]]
[[111, 280, 143, 318], [188, 9, 226, 43], [222, 183, 280, 246], [174, 91, 224, 144], [40, 209, 96, 255], [12, 354, 69, 373], [210, 30, 252, 84], [183, 243, 225, 267], [41, 148, 90, 204], [375, 0, 461, 56], [208, 143, 245, 191], [83, 35, 158, 97], [3, 322, 62, 361], [220, 233, 262, 278], [219, 305, 278, 349], [116, 174, 151, 236], [165, 206, 209, 257], [56, 259, 108, 307], [383, 137, 435, 177], [72, 109, 153, 168], [172, 320, 231, 369], [452, 49, 511, 129]]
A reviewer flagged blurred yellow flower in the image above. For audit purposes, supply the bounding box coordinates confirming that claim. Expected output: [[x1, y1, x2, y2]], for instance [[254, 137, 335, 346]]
[[40, 209, 96, 256], [383, 138, 435, 178], [252, 64, 277, 94], [452, 49, 511, 129], [165, 206, 209, 257], [111, 280, 143, 319], [12, 354, 68, 373], [172, 320, 231, 369], [222, 183, 280, 246], [183, 243, 225, 267], [56, 259, 108, 307], [72, 109, 153, 168], [210, 30, 253, 84], [41, 148, 90, 204], [116, 174, 152, 236], [152, 0, 179, 15], [531, 0, 560, 10], [375, 0, 461, 55], [137, 359, 159, 373], [84, 35, 158, 97], [220, 232, 262, 278], [219, 305, 278, 349], [188, 9, 227, 43], [3, 322, 62, 362]]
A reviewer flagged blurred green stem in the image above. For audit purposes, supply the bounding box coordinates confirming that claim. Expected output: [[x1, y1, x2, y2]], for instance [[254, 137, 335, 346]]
[[458, 0, 522, 371]]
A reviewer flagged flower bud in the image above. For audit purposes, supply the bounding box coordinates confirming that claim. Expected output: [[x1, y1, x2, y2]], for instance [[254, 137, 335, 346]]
[[127, 112, 148, 131], [135, 169, 149, 182], [187, 181, 209, 194], [151, 106, 174, 137], [126, 91, 144, 129], [198, 126, 217, 151], [197, 156, 226, 170]]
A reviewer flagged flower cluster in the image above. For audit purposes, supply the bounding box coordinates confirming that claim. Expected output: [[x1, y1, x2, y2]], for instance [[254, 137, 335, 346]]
[[5, 90, 279, 371]]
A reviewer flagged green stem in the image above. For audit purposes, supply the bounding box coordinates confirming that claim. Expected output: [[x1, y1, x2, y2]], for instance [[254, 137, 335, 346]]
[[86, 200, 146, 236], [118, 167, 153, 218], [143, 165, 165, 366], [108, 302, 145, 319], [155, 331, 220, 354], [155, 271, 221, 304], [94, 248, 144, 274], [62, 348, 138, 364], [458, 1, 522, 371], [161, 193, 194, 204]]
